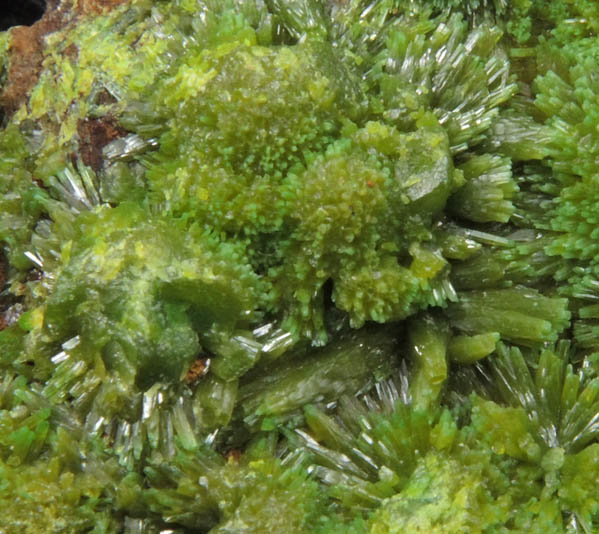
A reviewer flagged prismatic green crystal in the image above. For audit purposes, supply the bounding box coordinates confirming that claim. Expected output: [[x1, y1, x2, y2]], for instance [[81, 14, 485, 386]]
[[2, 0, 599, 531]]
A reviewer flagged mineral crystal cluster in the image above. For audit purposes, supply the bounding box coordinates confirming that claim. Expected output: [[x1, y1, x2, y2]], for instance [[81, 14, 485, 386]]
[[2, 0, 599, 532]]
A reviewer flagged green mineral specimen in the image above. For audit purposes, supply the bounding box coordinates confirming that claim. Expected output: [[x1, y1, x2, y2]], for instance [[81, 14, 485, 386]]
[[2, 0, 599, 531]]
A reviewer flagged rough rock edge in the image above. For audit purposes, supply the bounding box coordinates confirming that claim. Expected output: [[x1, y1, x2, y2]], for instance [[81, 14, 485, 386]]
[[0, 0, 127, 115]]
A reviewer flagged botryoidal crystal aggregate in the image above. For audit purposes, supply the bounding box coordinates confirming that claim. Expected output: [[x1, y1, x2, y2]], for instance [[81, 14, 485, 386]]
[[2, 0, 599, 532]]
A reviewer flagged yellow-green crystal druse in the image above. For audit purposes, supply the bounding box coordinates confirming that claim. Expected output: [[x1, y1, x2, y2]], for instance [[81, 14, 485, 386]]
[[2, 0, 599, 532]]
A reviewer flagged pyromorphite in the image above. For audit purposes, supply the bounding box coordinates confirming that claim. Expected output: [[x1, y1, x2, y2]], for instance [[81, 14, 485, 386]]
[[1, 0, 599, 532], [42, 202, 264, 389], [369, 452, 508, 534]]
